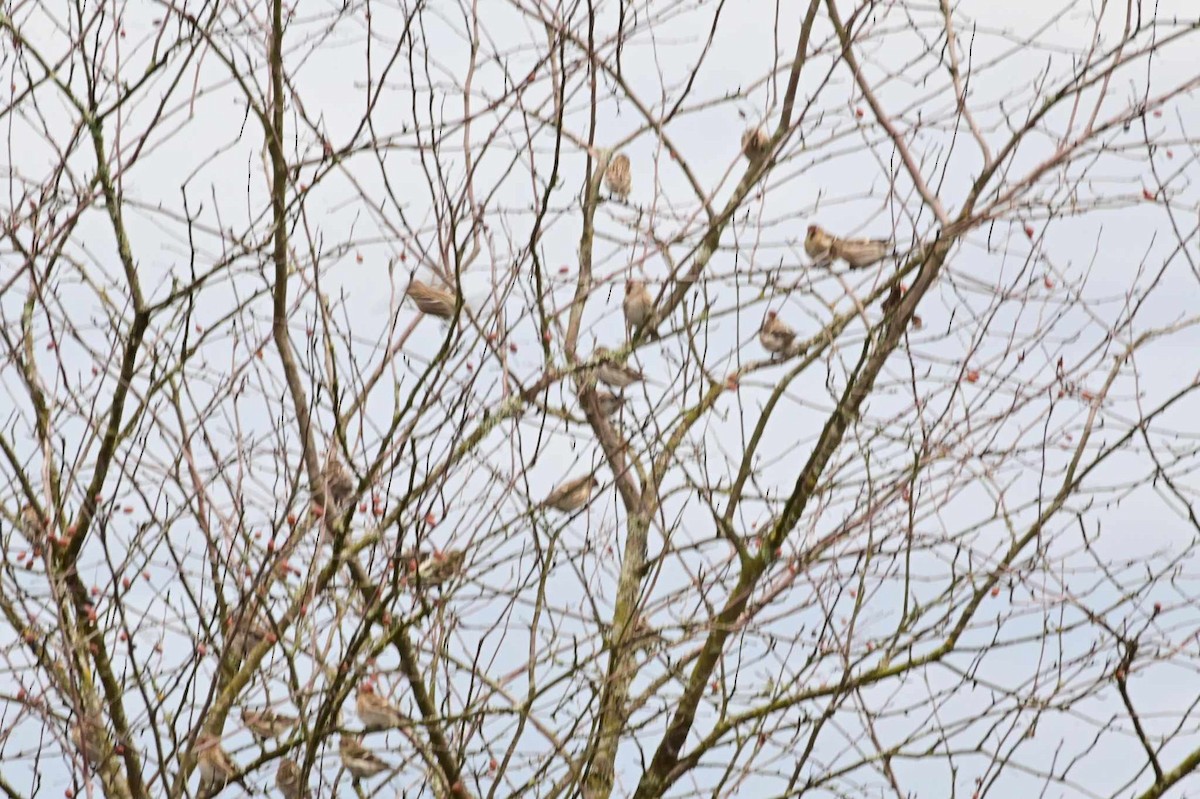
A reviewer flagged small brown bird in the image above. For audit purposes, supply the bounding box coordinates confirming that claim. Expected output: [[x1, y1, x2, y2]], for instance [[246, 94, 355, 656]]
[[340, 735, 389, 780], [623, 279, 657, 339], [806, 224, 892, 269], [227, 617, 275, 658], [356, 683, 408, 731], [17, 503, 46, 544], [741, 126, 771, 160], [540, 475, 599, 513], [593, 348, 645, 389], [409, 549, 465, 588], [831, 236, 891, 269], [804, 224, 835, 263], [593, 390, 626, 418], [322, 454, 355, 509], [605, 153, 632, 198], [195, 733, 238, 795], [759, 311, 796, 355], [241, 707, 296, 741], [70, 718, 104, 767], [405, 279, 458, 318], [276, 759, 310, 799]]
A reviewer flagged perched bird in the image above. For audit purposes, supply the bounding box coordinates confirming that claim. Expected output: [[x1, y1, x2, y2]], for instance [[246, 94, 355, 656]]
[[593, 348, 645, 389], [340, 735, 389, 780], [593, 390, 626, 418], [17, 503, 46, 544], [227, 617, 275, 658], [322, 453, 355, 509], [831, 236, 891, 269], [70, 718, 105, 767], [406, 549, 465, 588], [622, 279, 657, 339], [804, 224, 835, 263], [805, 224, 892, 269], [605, 153, 632, 198], [276, 759, 310, 799], [405, 279, 458, 318], [540, 475, 599, 513], [356, 683, 408, 731], [759, 311, 796, 356], [195, 733, 238, 795], [241, 707, 297, 741], [741, 126, 771, 160]]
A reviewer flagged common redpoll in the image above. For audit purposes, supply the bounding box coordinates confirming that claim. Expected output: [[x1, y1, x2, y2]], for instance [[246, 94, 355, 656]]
[[741, 126, 771, 160], [759, 311, 796, 355], [227, 618, 275, 658], [356, 683, 408, 731], [339, 735, 389, 780], [406, 548, 465, 588], [623, 279, 657, 339], [806, 224, 892, 269], [593, 348, 645, 389], [540, 475, 599, 513], [605, 153, 632, 198], [195, 733, 238, 794], [17, 503, 46, 544], [276, 758, 310, 799], [322, 454, 355, 509], [804, 224, 835, 263], [241, 707, 296, 741], [70, 718, 104, 767], [831, 236, 891, 269], [593, 390, 626, 417], [405, 279, 458, 318]]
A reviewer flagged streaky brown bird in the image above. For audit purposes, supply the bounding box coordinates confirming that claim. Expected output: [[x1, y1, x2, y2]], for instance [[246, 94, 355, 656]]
[[195, 733, 239, 795], [276, 758, 310, 799], [340, 735, 389, 780], [623, 279, 657, 339], [759, 311, 796, 355], [605, 153, 632, 198], [540, 475, 599, 513], [405, 279, 458, 318], [741, 126, 771, 160], [241, 707, 296, 741], [356, 683, 408, 731], [593, 347, 645, 389]]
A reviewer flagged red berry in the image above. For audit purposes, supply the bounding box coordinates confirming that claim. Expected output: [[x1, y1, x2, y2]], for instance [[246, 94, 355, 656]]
[[1023, 224, 1035, 239], [965, 369, 980, 383]]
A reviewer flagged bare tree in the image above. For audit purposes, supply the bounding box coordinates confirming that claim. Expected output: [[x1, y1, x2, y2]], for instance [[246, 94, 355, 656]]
[[3, 1, 1200, 798]]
